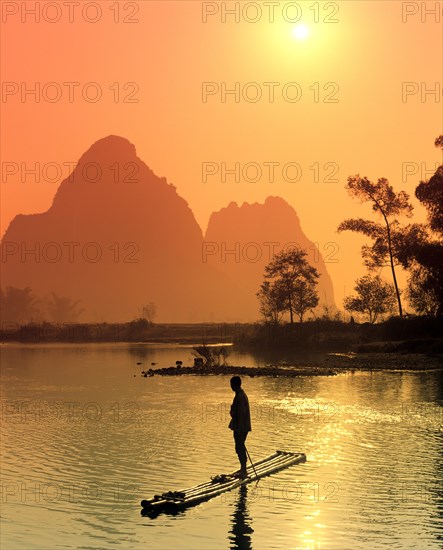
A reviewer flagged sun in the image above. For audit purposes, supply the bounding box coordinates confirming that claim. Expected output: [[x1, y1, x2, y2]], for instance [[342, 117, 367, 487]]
[[292, 24, 310, 40]]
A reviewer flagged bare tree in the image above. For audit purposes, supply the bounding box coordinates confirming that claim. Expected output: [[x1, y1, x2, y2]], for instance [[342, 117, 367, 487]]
[[193, 345, 229, 367]]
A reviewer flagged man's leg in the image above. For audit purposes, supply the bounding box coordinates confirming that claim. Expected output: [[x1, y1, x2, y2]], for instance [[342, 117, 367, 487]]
[[234, 431, 248, 477]]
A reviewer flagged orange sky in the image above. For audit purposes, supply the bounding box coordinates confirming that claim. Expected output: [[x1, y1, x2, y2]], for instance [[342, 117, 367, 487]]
[[1, 0, 442, 308]]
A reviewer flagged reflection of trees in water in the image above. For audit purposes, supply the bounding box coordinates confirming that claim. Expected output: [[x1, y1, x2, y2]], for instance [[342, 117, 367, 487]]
[[245, 344, 325, 367], [127, 346, 154, 361], [229, 485, 254, 550]]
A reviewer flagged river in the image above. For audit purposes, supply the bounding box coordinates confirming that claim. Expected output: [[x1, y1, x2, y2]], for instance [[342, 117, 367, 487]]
[[1, 343, 442, 549]]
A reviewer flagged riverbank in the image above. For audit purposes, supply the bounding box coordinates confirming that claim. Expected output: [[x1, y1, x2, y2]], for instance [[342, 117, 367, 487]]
[[2, 319, 442, 352], [0, 321, 246, 344]]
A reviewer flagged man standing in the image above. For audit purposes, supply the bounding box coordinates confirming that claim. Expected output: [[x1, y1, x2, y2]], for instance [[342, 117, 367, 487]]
[[229, 376, 251, 479]]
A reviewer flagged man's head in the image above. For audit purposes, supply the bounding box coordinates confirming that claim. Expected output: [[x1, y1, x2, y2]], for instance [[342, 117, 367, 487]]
[[230, 376, 241, 392]]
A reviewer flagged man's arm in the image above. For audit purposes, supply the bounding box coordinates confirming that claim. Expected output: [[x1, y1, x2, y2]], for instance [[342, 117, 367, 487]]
[[237, 392, 251, 432], [229, 394, 239, 429]]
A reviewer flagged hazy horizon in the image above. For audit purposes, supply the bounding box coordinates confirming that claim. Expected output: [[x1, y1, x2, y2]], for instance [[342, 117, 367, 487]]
[[1, 1, 441, 314]]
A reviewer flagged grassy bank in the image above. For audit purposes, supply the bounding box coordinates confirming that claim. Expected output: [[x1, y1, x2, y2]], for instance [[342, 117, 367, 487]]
[[237, 317, 443, 356], [0, 320, 247, 344], [1, 318, 442, 359]]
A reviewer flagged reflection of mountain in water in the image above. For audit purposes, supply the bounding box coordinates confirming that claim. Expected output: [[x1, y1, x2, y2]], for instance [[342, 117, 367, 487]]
[[229, 485, 254, 550], [1, 136, 335, 323]]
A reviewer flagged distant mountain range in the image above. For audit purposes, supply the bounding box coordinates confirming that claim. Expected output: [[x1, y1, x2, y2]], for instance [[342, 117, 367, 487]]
[[1, 136, 335, 322]]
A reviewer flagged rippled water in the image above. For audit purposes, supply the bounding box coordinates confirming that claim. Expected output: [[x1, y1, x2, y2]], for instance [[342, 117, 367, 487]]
[[1, 343, 442, 549]]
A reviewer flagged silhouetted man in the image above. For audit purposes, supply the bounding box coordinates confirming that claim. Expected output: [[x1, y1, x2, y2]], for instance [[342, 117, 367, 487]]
[[229, 376, 251, 479]]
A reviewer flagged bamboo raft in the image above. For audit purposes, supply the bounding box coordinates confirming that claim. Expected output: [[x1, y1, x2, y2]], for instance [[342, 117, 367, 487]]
[[141, 450, 306, 516]]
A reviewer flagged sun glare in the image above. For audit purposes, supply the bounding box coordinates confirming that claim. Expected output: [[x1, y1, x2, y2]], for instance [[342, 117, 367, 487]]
[[292, 24, 310, 40]]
